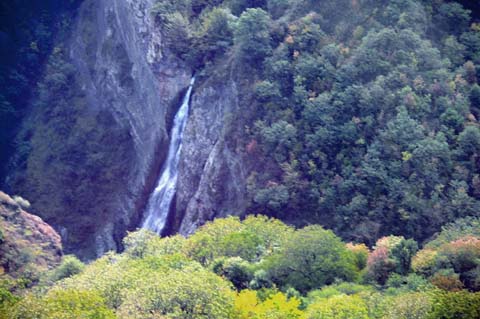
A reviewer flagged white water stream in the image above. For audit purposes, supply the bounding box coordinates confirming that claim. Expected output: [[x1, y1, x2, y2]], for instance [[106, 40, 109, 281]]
[[142, 77, 195, 234]]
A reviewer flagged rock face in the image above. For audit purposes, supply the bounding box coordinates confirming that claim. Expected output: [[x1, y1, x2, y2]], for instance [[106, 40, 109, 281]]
[[171, 67, 256, 236], [5, 0, 257, 259], [0, 191, 62, 278], [5, 0, 190, 259]]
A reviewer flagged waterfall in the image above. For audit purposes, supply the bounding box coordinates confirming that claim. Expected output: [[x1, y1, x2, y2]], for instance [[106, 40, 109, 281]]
[[142, 77, 195, 234]]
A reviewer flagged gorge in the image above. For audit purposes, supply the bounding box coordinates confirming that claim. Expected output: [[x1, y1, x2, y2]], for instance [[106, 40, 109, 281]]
[[2, 0, 252, 259], [2, 0, 480, 262]]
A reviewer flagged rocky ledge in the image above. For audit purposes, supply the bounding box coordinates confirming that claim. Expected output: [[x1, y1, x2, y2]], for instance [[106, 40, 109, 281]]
[[0, 192, 62, 279]]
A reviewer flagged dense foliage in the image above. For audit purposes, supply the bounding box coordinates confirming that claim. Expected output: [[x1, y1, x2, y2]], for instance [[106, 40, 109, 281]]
[[3, 0, 480, 250], [2, 0, 480, 316], [237, 0, 480, 245], [2, 216, 480, 318], [0, 1, 81, 178], [139, 0, 480, 246]]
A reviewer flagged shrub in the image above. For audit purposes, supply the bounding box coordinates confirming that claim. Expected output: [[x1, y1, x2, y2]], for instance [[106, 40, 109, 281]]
[[12, 195, 30, 209], [213, 257, 254, 290], [50, 255, 85, 282]]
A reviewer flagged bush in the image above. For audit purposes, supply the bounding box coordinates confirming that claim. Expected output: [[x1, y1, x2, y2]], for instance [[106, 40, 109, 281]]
[[12, 195, 30, 209], [50, 255, 85, 282], [213, 257, 254, 290]]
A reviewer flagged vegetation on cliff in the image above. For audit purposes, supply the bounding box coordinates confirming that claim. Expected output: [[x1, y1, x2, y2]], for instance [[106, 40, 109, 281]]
[[3, 0, 480, 257]]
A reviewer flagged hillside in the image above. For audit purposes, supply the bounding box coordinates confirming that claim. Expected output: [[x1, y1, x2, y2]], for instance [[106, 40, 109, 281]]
[[1, 0, 480, 317]]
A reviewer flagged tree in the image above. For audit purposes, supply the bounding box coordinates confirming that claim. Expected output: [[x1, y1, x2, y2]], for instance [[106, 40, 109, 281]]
[[10, 289, 115, 319], [213, 257, 253, 290], [229, 0, 267, 16], [266, 225, 357, 292], [391, 239, 418, 275], [366, 246, 395, 285], [434, 2, 471, 36], [383, 292, 432, 319], [428, 290, 480, 319], [185, 217, 268, 264], [306, 295, 369, 319], [438, 236, 480, 291], [197, 7, 235, 61], [234, 290, 304, 319], [117, 266, 236, 319], [234, 8, 272, 65], [346, 243, 369, 271], [242, 215, 294, 254], [258, 120, 297, 163], [425, 217, 480, 249], [458, 126, 480, 159]]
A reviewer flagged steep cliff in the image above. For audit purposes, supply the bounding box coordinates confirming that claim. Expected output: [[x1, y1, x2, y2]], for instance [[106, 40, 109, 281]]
[[172, 63, 256, 235], [5, 0, 191, 259]]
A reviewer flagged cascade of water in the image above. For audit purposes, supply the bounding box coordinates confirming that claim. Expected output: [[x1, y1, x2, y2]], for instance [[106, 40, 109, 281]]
[[142, 77, 195, 234]]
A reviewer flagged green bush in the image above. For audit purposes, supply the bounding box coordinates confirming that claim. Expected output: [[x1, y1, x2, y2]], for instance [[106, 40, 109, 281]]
[[428, 290, 480, 319], [213, 257, 254, 290], [50, 255, 85, 282]]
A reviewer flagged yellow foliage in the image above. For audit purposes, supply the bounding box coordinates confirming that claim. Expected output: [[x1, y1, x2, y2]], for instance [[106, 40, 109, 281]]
[[235, 290, 259, 319], [306, 295, 369, 319], [411, 249, 437, 276], [235, 290, 305, 319]]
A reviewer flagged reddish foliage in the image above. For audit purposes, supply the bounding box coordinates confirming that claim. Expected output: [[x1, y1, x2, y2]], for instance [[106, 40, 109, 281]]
[[367, 246, 395, 285], [431, 273, 464, 292], [246, 139, 258, 154], [440, 236, 480, 273]]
